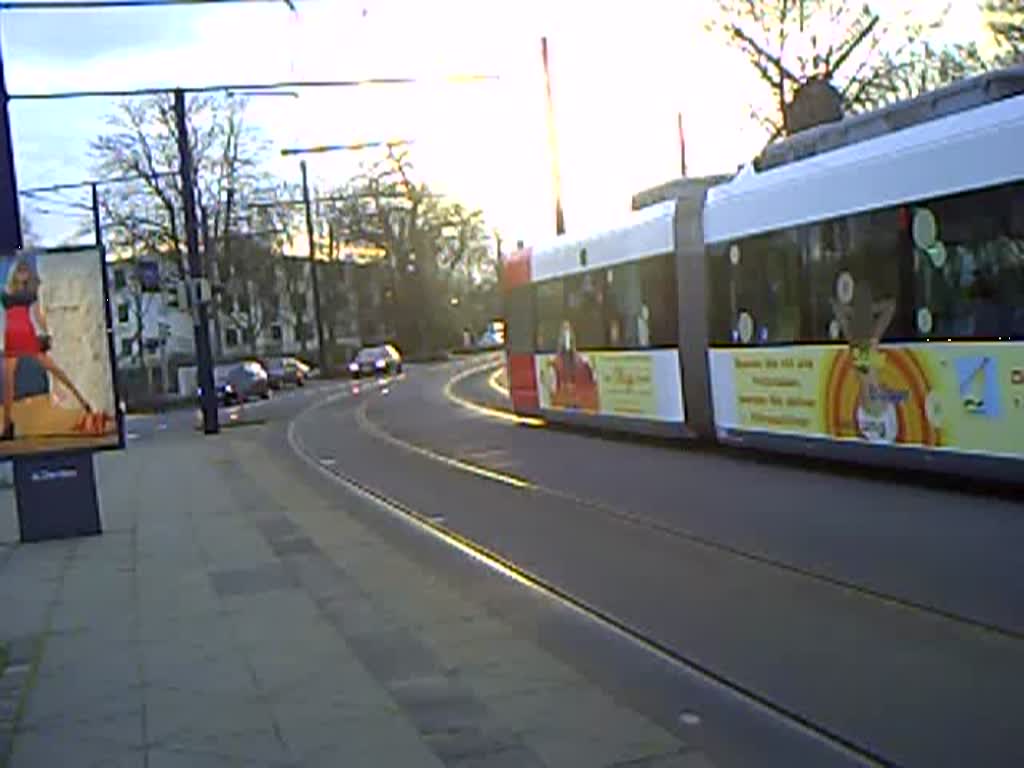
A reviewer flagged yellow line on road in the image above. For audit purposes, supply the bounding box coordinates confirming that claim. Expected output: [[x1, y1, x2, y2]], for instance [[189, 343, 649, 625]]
[[488, 367, 509, 398], [444, 358, 544, 427]]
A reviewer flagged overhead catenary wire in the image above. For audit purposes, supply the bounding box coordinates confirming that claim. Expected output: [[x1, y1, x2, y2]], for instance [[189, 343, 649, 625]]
[[7, 75, 499, 101], [19, 172, 178, 194], [0, 0, 293, 10]]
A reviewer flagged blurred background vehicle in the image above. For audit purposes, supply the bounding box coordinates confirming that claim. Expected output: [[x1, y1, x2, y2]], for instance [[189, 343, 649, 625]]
[[264, 356, 310, 390], [348, 344, 402, 378], [476, 320, 505, 349], [205, 360, 270, 405]]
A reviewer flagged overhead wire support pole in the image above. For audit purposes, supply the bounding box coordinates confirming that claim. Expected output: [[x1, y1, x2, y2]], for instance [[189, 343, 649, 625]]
[[0, 30, 22, 250], [540, 37, 565, 236], [299, 160, 327, 376], [173, 89, 219, 435], [278, 138, 413, 375]]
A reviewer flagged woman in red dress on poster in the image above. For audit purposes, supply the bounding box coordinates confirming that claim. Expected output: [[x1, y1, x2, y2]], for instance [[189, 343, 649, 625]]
[[2, 259, 101, 440], [548, 320, 600, 412]]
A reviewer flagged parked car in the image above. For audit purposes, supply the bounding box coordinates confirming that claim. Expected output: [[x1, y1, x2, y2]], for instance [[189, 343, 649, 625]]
[[348, 345, 402, 378], [265, 356, 310, 389], [208, 360, 270, 405]]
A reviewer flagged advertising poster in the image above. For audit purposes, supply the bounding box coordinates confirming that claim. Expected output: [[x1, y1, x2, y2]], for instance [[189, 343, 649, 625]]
[[592, 354, 656, 417], [535, 342, 683, 423], [0, 247, 120, 458], [710, 342, 1024, 460]]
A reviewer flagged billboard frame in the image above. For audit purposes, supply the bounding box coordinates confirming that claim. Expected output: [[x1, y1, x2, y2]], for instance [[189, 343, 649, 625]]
[[0, 242, 125, 462]]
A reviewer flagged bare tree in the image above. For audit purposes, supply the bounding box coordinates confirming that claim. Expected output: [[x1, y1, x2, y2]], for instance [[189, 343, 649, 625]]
[[707, 0, 953, 138], [89, 93, 267, 280], [324, 147, 496, 355]]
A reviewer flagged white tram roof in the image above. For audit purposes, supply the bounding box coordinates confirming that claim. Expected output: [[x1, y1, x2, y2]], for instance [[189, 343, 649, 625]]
[[530, 199, 677, 282], [704, 89, 1024, 244]]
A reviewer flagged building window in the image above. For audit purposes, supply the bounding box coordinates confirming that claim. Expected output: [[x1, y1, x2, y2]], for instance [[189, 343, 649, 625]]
[[113, 268, 126, 291], [242, 328, 252, 345], [120, 338, 133, 357], [271, 324, 283, 341], [225, 328, 239, 348], [295, 322, 310, 341], [117, 303, 130, 324], [238, 296, 250, 316]]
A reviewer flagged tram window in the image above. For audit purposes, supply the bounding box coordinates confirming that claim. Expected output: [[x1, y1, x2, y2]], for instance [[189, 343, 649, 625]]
[[564, 271, 609, 349], [605, 254, 678, 348], [606, 263, 642, 348], [727, 229, 803, 344], [641, 254, 679, 346], [911, 182, 1024, 339], [805, 208, 912, 343], [505, 287, 534, 353], [535, 280, 563, 352], [707, 245, 735, 345]]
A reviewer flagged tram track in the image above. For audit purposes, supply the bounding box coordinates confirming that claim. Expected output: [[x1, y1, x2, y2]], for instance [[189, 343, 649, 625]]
[[437, 360, 1024, 643], [287, 362, 1024, 767], [287, 385, 889, 767]]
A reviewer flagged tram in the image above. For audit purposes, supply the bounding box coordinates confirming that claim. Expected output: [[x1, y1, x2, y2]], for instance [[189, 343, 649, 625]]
[[502, 66, 1024, 480]]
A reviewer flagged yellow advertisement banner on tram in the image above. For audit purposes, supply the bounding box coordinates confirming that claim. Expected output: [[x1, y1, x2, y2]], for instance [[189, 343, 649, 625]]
[[710, 342, 1024, 459], [535, 349, 684, 422]]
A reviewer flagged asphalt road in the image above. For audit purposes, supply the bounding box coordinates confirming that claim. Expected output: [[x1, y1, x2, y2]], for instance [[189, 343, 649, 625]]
[[286, 358, 1024, 768]]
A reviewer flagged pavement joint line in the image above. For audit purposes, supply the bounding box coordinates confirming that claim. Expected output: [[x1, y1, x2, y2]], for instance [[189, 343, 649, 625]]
[[287, 388, 888, 768], [440, 362, 1024, 645]]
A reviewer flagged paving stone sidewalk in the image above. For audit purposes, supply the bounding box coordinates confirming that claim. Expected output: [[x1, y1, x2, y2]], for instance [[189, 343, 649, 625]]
[[0, 423, 713, 767]]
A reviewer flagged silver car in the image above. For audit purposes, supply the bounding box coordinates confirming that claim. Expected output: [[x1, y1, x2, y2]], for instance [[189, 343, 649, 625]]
[[213, 361, 270, 404]]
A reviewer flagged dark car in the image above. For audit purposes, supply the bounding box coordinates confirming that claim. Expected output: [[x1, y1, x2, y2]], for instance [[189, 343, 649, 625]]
[[210, 360, 270, 404], [265, 356, 310, 389], [348, 345, 402, 378]]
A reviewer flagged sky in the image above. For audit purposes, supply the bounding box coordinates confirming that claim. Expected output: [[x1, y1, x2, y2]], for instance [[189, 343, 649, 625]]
[[3, 0, 991, 251]]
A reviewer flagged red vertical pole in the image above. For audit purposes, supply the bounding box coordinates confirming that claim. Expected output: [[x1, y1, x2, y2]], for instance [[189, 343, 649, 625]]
[[541, 37, 565, 236]]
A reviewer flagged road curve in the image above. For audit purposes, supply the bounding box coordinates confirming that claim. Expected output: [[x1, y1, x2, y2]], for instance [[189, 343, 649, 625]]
[[290, 359, 1024, 768]]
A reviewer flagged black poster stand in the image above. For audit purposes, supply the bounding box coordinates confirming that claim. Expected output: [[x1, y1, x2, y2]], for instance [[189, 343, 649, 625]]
[[13, 451, 101, 542]]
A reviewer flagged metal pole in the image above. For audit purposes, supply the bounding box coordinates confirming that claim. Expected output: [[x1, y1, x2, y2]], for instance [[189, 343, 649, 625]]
[[540, 37, 565, 236], [90, 182, 103, 249], [173, 89, 219, 434], [678, 112, 687, 177], [300, 160, 328, 374], [199, 203, 222, 359], [0, 34, 22, 250]]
